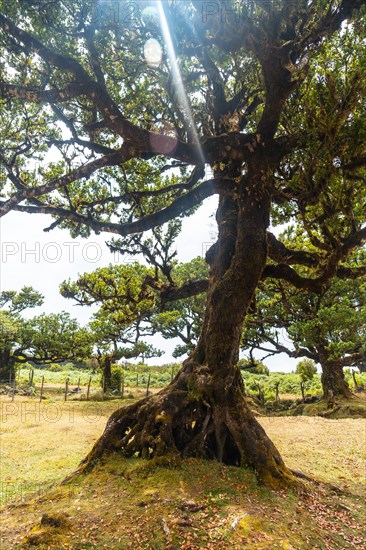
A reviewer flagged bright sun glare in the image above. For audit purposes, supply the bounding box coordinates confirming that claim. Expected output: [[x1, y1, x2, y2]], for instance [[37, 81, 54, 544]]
[[143, 1, 205, 162]]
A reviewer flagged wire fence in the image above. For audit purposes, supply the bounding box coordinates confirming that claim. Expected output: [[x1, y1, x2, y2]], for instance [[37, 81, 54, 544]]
[[0, 366, 176, 402]]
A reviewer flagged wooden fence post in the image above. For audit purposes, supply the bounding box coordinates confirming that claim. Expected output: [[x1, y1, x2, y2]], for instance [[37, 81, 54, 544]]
[[254, 383, 265, 407], [146, 373, 151, 397], [300, 381, 305, 403], [39, 375, 45, 402], [121, 376, 125, 398], [275, 381, 280, 402], [64, 378, 69, 401], [352, 370, 360, 391], [87, 376, 91, 401]]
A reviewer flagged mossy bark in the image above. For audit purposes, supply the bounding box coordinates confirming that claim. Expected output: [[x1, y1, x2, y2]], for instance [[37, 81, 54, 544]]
[[0, 350, 16, 382], [103, 356, 112, 391], [98, 355, 113, 390], [79, 169, 295, 488], [320, 360, 353, 400]]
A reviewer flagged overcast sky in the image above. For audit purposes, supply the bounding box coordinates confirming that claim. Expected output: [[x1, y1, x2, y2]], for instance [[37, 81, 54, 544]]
[[0, 197, 298, 372]]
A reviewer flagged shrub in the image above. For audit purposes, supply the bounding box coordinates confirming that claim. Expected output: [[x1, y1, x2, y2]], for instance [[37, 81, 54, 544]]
[[48, 363, 63, 372], [110, 365, 125, 391], [296, 359, 317, 381], [237, 358, 269, 375]]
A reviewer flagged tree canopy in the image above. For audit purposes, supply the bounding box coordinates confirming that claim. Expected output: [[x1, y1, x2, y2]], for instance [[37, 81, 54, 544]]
[[296, 359, 317, 381], [0, 286, 92, 378], [242, 245, 366, 397], [0, 286, 44, 312], [61, 257, 207, 368]]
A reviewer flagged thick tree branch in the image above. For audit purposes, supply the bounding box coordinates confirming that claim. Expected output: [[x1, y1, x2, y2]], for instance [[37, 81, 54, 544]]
[[262, 264, 328, 293], [267, 232, 320, 267], [160, 279, 209, 306], [262, 256, 366, 291], [342, 226, 366, 255], [3, 178, 228, 236], [249, 337, 318, 363], [0, 82, 88, 103], [0, 147, 134, 216], [336, 265, 366, 279]]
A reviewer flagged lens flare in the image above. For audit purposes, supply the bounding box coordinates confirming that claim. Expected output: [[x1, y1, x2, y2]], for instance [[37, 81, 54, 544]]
[[144, 38, 163, 68], [150, 121, 178, 155], [156, 1, 205, 163]]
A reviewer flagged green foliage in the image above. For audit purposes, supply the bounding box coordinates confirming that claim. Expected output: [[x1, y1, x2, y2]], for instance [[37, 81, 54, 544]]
[[296, 359, 317, 381], [17, 367, 100, 386], [243, 249, 366, 393], [110, 364, 125, 391], [62, 257, 208, 361], [0, 310, 19, 347], [20, 312, 93, 363], [152, 257, 208, 357], [237, 358, 269, 376], [61, 262, 162, 362], [0, 286, 44, 312], [241, 370, 323, 403], [48, 363, 63, 372], [0, 286, 45, 378], [0, 305, 93, 381], [344, 368, 366, 389]]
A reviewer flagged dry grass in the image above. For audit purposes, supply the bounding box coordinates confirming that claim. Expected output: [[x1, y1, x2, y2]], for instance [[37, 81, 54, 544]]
[[0, 396, 131, 502], [0, 395, 365, 549], [259, 416, 366, 496]]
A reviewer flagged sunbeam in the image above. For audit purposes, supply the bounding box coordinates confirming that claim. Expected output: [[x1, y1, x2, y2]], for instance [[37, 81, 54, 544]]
[[156, 0, 205, 163]]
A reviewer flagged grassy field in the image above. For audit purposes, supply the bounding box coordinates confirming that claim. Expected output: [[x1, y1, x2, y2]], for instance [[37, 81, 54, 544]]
[[0, 394, 365, 549]]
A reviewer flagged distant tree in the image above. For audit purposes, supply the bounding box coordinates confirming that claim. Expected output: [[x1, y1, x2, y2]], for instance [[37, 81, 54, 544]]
[[0, 311, 19, 381], [0, 286, 44, 379], [0, 307, 92, 381], [242, 254, 366, 399], [62, 257, 207, 382], [295, 359, 317, 402], [61, 263, 162, 388], [19, 312, 93, 365]]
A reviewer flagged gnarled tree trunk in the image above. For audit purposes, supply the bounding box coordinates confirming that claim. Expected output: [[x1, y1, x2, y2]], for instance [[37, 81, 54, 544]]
[[102, 355, 112, 391], [320, 359, 352, 400], [79, 170, 295, 487], [97, 354, 114, 391], [0, 349, 15, 382]]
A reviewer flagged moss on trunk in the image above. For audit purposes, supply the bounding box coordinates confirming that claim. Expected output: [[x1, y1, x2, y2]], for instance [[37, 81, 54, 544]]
[[78, 360, 295, 488], [77, 175, 296, 489], [321, 361, 353, 400]]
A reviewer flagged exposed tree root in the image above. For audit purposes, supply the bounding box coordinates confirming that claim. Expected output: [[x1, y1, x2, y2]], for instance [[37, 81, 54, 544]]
[[289, 469, 353, 495], [70, 366, 297, 489]]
